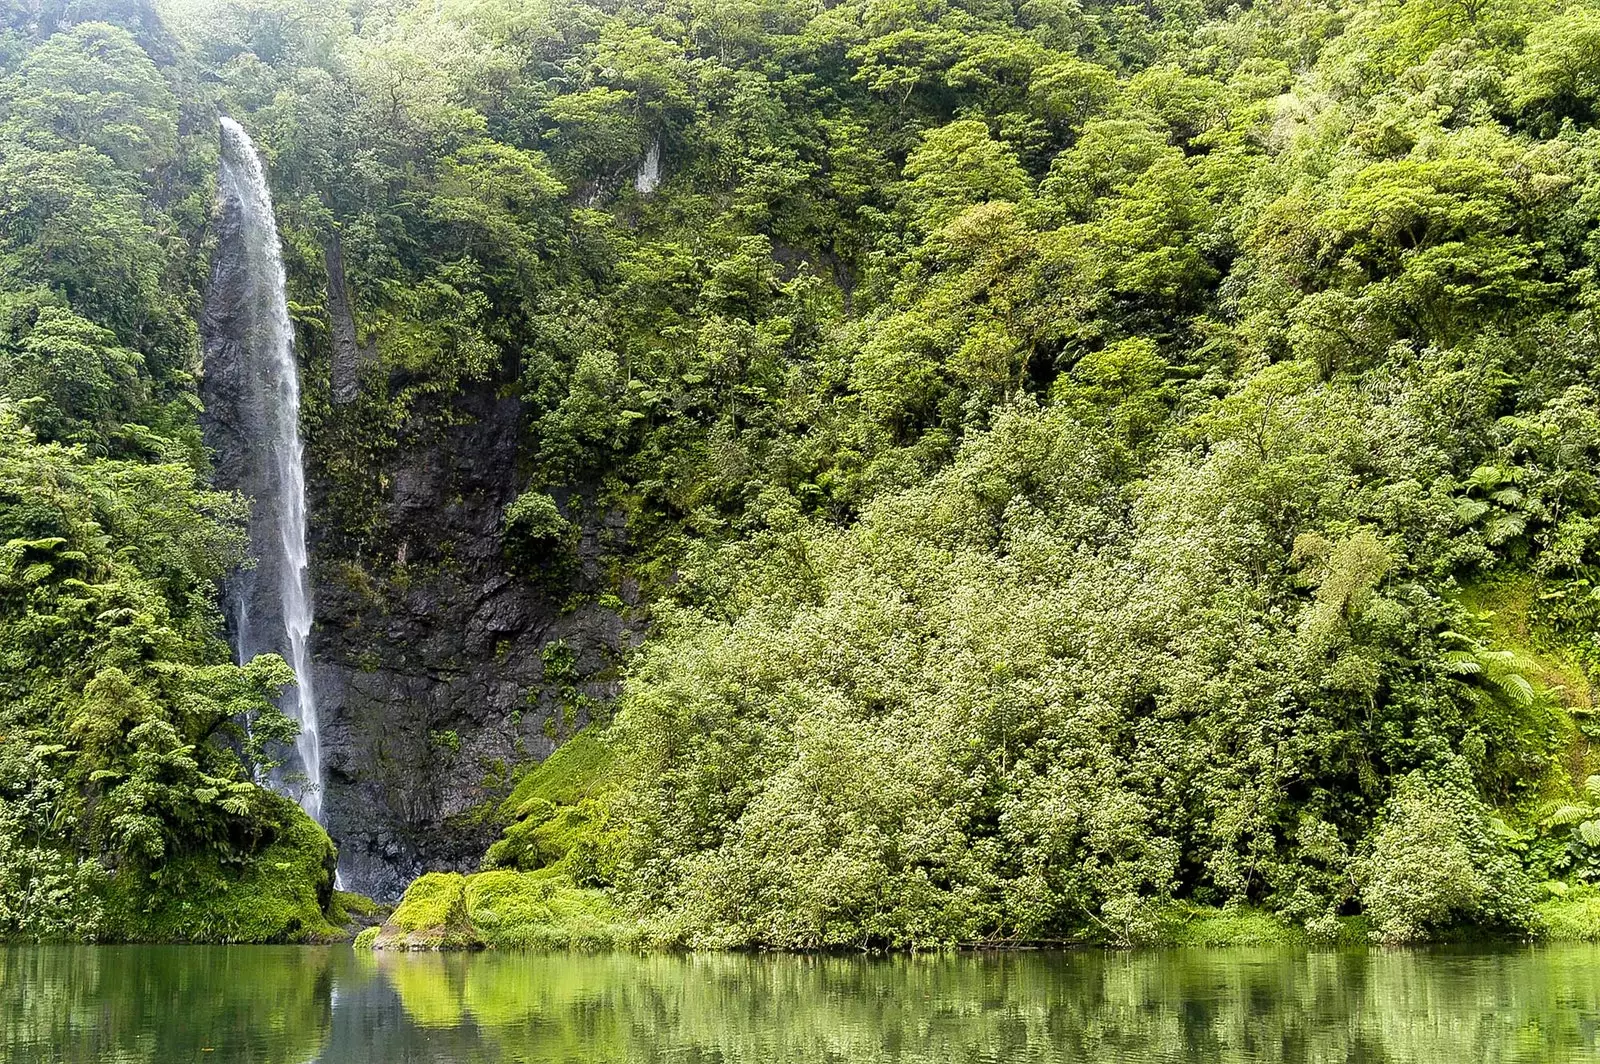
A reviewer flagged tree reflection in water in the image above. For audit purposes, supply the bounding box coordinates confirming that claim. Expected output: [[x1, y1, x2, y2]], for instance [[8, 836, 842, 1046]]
[[6, 945, 1600, 1063]]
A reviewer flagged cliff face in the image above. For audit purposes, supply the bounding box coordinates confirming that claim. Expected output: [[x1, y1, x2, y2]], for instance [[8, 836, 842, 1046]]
[[307, 389, 633, 899], [204, 221, 631, 901], [199, 171, 298, 737]]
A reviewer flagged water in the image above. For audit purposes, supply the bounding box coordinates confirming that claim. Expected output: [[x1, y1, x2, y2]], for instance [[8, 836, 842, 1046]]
[[636, 137, 662, 193], [214, 117, 324, 823], [7, 944, 1600, 1062]]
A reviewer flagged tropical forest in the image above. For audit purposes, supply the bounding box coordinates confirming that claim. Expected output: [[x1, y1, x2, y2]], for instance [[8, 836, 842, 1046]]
[[6, 0, 1600, 975]]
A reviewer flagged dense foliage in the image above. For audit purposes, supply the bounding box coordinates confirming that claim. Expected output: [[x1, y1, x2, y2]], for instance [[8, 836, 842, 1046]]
[[11, 0, 1600, 946], [0, 4, 335, 940]]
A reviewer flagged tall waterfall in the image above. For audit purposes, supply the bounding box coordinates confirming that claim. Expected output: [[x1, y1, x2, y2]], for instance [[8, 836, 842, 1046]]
[[212, 117, 324, 824]]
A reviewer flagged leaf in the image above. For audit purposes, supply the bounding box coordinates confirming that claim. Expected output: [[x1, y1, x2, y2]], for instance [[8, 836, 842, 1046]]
[[1484, 513, 1526, 545], [1497, 672, 1535, 706], [1578, 820, 1600, 848], [1545, 803, 1589, 826]]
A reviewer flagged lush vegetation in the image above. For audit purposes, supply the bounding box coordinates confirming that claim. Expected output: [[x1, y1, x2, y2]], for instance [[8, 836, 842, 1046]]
[[11, 0, 1600, 947], [342, 0, 1600, 947], [0, 5, 336, 940]]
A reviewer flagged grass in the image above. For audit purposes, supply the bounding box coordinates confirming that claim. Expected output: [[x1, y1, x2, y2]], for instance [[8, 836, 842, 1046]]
[[1536, 886, 1600, 942], [1160, 904, 1307, 948]]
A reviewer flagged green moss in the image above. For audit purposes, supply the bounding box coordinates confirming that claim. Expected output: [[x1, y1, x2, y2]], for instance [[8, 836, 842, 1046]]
[[484, 797, 614, 875], [102, 793, 339, 943], [484, 727, 620, 877], [354, 925, 380, 949], [389, 873, 466, 930], [500, 729, 613, 818], [330, 889, 389, 937], [1455, 575, 1599, 821], [373, 868, 643, 951], [371, 872, 483, 950], [1458, 576, 1596, 715], [331, 890, 384, 921], [466, 870, 640, 949]]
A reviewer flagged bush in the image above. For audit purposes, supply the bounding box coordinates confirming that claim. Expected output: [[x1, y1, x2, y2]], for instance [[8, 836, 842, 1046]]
[[503, 491, 570, 547], [501, 490, 574, 577], [1357, 771, 1537, 944]]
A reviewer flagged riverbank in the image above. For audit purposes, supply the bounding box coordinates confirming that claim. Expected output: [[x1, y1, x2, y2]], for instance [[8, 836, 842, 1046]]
[[357, 718, 1600, 953], [353, 881, 1600, 953]]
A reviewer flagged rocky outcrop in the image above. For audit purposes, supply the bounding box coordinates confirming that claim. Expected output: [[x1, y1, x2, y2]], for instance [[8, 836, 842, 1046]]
[[205, 175, 635, 899], [307, 388, 636, 900], [323, 230, 367, 405]]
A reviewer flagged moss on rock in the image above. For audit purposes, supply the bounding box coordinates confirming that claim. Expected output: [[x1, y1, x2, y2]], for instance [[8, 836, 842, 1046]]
[[467, 870, 640, 949], [369, 872, 484, 950], [371, 868, 641, 951], [101, 792, 340, 943]]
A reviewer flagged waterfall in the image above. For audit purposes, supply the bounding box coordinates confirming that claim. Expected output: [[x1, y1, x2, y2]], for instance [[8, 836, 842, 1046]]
[[214, 117, 324, 824], [635, 137, 662, 194]]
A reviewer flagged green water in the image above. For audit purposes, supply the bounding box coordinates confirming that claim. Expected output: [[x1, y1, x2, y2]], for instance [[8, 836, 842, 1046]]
[[5, 945, 1600, 1062]]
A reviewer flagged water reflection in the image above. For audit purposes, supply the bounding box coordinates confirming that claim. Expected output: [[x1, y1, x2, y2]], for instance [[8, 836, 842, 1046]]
[[6, 944, 1600, 1062]]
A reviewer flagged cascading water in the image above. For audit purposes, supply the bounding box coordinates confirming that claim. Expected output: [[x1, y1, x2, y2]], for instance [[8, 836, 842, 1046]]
[[211, 117, 324, 824]]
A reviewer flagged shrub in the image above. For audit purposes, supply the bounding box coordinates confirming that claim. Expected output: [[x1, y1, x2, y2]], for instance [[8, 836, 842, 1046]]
[[1357, 770, 1537, 944]]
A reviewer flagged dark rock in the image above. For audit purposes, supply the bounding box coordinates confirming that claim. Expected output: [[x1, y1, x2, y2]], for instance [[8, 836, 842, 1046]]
[[306, 389, 630, 900], [323, 231, 369, 405]]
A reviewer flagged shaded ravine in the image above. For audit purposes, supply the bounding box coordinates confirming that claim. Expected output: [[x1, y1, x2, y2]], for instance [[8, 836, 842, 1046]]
[[202, 117, 324, 824]]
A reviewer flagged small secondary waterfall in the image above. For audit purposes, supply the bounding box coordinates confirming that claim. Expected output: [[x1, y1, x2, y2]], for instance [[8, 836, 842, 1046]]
[[635, 137, 662, 194], [214, 117, 324, 824]]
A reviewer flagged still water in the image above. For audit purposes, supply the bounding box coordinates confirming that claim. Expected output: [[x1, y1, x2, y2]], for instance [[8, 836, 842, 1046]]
[[5, 944, 1600, 1062]]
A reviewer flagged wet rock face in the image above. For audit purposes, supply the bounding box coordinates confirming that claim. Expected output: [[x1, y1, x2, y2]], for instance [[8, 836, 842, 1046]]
[[199, 193, 255, 595], [204, 195, 631, 900], [307, 390, 634, 900], [200, 180, 291, 691]]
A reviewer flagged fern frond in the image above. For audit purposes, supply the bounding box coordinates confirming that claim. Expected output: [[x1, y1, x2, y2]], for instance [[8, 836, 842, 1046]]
[[1495, 673, 1535, 706], [1545, 804, 1589, 827], [1578, 820, 1600, 848], [1485, 514, 1527, 545]]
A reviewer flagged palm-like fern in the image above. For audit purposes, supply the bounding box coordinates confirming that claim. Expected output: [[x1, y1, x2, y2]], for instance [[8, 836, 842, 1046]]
[[1439, 630, 1536, 707], [1454, 463, 1530, 546], [1541, 775, 1600, 849]]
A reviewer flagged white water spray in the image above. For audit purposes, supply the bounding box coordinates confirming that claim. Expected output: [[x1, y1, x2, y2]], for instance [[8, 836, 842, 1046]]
[[217, 117, 324, 824]]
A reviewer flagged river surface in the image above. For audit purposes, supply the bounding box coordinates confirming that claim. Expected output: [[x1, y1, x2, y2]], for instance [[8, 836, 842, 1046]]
[[5, 944, 1600, 1062]]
